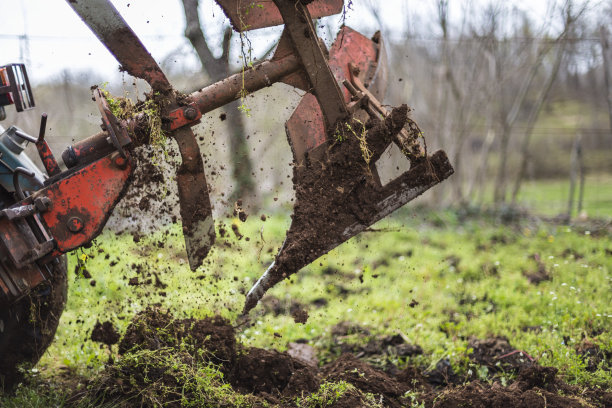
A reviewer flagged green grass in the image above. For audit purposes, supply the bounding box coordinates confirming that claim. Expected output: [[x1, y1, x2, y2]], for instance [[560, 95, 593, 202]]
[[515, 174, 612, 219], [1, 210, 611, 404]]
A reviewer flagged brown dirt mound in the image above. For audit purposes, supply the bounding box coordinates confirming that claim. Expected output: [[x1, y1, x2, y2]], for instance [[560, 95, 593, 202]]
[[323, 353, 408, 408], [71, 311, 609, 408], [423, 366, 602, 408], [231, 347, 315, 395], [118, 308, 236, 369], [469, 336, 534, 374]]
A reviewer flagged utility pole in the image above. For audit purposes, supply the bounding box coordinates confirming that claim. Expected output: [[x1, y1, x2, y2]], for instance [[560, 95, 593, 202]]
[[601, 26, 612, 135]]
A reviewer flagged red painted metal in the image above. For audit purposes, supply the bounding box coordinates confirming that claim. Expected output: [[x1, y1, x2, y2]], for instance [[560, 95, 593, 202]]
[[35, 152, 134, 253], [166, 103, 202, 131], [216, 0, 343, 32], [36, 140, 61, 176], [286, 26, 380, 162]]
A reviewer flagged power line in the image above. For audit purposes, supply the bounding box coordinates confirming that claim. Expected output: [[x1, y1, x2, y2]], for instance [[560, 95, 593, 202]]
[[0, 33, 604, 44]]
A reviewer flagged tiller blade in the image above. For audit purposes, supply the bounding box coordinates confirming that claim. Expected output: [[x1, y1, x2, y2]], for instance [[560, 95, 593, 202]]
[[68, 0, 215, 270]]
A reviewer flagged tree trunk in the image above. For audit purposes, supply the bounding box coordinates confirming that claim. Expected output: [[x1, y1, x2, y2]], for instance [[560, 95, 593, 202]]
[[601, 26, 612, 135], [181, 0, 255, 200], [225, 100, 255, 200], [567, 133, 580, 221], [511, 40, 566, 203]]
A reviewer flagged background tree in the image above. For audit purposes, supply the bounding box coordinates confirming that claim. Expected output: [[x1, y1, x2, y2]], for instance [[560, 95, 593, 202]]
[[181, 0, 255, 202]]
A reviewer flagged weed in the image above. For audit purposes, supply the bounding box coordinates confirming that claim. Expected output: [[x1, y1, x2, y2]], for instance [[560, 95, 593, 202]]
[[403, 390, 426, 408], [99, 84, 167, 162], [344, 119, 372, 169], [297, 380, 353, 407]]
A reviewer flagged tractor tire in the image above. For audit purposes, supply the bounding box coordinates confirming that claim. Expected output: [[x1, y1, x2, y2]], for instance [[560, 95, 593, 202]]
[[0, 256, 68, 390]]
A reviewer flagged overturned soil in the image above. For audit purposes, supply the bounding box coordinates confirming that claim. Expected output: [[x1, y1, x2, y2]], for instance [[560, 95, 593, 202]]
[[243, 106, 454, 313], [70, 309, 610, 408]]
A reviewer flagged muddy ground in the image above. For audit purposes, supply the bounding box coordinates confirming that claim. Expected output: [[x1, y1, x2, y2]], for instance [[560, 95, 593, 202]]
[[65, 308, 610, 408]]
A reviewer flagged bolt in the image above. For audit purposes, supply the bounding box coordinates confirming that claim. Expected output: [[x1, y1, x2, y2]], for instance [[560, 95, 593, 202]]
[[34, 197, 52, 211], [111, 152, 128, 169], [184, 107, 198, 120], [67, 216, 84, 233], [17, 278, 28, 291]]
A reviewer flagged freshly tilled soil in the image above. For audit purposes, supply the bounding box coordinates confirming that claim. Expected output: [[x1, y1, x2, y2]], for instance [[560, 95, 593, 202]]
[[70, 309, 611, 408]]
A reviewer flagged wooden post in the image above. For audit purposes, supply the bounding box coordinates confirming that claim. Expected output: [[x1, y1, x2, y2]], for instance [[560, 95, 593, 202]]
[[576, 133, 585, 215], [567, 132, 583, 221], [601, 26, 612, 136]]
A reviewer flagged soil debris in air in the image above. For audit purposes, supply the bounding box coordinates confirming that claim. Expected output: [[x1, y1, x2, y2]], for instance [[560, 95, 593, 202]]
[[291, 306, 309, 324], [91, 321, 120, 346], [234, 199, 248, 222], [68, 309, 610, 408]]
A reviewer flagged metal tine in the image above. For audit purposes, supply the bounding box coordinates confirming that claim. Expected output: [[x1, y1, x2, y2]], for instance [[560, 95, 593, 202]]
[[66, 0, 171, 93]]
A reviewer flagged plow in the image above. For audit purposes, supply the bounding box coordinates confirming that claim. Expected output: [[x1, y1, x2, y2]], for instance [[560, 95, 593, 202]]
[[0, 0, 453, 382]]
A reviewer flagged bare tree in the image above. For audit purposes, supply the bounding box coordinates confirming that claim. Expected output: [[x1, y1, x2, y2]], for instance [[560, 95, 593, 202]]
[[601, 25, 612, 134], [181, 0, 255, 201], [511, 1, 589, 203]]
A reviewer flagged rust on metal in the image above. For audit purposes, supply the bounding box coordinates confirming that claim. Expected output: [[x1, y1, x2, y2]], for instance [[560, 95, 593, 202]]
[[273, 0, 348, 131], [166, 103, 202, 131], [216, 0, 343, 32], [35, 153, 134, 253], [286, 26, 381, 162], [61, 130, 111, 169], [172, 127, 215, 270], [36, 140, 61, 177], [35, 113, 61, 176], [188, 54, 301, 115]]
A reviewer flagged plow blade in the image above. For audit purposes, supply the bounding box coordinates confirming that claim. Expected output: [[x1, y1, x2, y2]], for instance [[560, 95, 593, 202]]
[[244, 150, 454, 314], [243, 26, 454, 314], [173, 127, 216, 270]]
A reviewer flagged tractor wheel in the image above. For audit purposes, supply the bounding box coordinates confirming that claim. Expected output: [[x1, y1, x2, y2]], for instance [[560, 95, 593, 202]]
[[0, 256, 68, 390]]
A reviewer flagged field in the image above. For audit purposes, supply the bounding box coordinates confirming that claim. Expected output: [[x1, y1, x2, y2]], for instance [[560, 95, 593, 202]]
[[1, 208, 610, 407]]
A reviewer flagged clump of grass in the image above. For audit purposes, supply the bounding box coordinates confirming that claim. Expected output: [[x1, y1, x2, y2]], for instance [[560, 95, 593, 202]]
[[76, 348, 260, 408], [99, 84, 167, 162], [297, 380, 383, 408], [344, 119, 372, 169], [297, 380, 353, 407]]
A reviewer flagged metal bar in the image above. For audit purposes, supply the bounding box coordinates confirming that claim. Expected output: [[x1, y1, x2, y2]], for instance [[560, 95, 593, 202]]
[[172, 127, 215, 270], [272, 0, 348, 131], [216, 0, 343, 32], [187, 54, 301, 116]]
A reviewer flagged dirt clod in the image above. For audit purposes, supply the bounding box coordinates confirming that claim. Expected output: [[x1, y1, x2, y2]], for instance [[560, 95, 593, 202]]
[[91, 321, 120, 346]]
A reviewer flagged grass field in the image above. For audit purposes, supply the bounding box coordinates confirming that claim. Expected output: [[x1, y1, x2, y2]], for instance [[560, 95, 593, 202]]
[[516, 174, 612, 219], [1, 208, 610, 406]]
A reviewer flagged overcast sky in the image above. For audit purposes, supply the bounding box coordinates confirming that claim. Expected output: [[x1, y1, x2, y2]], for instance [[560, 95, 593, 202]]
[[1, 0, 557, 85]]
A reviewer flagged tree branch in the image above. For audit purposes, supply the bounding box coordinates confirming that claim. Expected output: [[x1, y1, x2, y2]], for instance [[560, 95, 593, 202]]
[[181, 0, 226, 81]]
